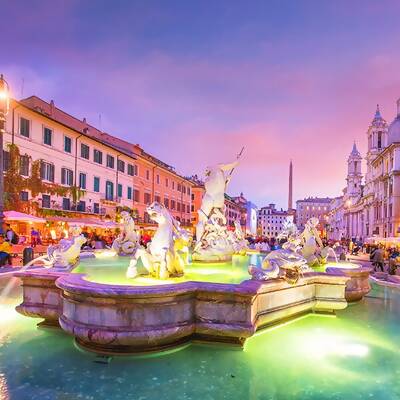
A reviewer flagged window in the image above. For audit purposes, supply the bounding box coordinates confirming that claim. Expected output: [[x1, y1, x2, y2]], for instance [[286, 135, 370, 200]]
[[165, 178, 169, 187], [94, 149, 103, 164], [128, 164, 138, 176], [19, 155, 29, 176], [62, 198, 71, 210], [177, 202, 181, 212], [61, 168, 73, 186], [40, 161, 55, 182], [93, 176, 100, 192], [79, 173, 87, 190], [187, 187, 191, 196], [107, 154, 115, 169], [144, 192, 151, 205], [64, 136, 72, 153], [164, 198, 169, 209], [20, 117, 30, 138], [117, 160, 125, 173], [187, 204, 190, 213], [42, 194, 50, 208], [177, 183, 182, 192], [81, 143, 90, 159], [134, 189, 140, 202], [171, 200, 176, 210], [156, 174, 160, 184], [43, 127, 52, 146], [172, 181, 175, 190], [378, 131, 382, 149], [155, 195, 161, 203], [93, 203, 100, 214], [117, 184, 123, 198], [77, 201, 86, 212], [20, 191, 29, 202], [146, 170, 150, 180], [127, 186, 133, 200], [105, 181, 114, 201], [2, 151, 10, 171]]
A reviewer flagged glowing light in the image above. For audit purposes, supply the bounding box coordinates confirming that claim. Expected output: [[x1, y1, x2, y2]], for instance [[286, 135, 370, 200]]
[[95, 250, 118, 258], [303, 330, 369, 359], [0, 91, 7, 100]]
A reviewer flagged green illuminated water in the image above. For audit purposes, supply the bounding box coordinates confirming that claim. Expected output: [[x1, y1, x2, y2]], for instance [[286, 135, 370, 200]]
[[73, 254, 263, 285], [1, 277, 400, 399]]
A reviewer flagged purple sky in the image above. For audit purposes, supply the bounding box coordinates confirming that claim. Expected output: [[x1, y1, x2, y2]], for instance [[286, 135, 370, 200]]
[[3, 0, 400, 208]]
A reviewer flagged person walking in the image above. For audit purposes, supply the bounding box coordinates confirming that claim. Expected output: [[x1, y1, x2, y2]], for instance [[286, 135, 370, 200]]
[[372, 246, 385, 272]]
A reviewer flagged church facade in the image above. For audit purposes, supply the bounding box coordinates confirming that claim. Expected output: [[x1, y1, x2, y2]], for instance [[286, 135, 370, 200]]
[[327, 98, 400, 241]]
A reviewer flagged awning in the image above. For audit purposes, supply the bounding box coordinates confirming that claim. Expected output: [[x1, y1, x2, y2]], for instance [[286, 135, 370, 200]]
[[4, 211, 46, 223], [45, 216, 118, 229]]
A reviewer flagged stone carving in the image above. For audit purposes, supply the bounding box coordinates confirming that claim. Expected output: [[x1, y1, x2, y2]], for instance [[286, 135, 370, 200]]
[[112, 211, 140, 255], [126, 202, 191, 279], [228, 220, 248, 254], [193, 153, 245, 261], [28, 225, 87, 269], [300, 217, 330, 266], [249, 222, 310, 284]]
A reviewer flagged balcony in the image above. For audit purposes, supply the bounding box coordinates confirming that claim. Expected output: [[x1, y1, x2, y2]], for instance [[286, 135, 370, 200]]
[[40, 201, 106, 216]]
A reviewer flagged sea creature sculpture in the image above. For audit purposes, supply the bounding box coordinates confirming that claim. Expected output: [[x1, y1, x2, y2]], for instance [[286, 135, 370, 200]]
[[249, 219, 310, 284], [126, 202, 191, 279], [112, 211, 140, 255], [300, 217, 332, 266], [249, 246, 309, 284], [27, 225, 87, 269]]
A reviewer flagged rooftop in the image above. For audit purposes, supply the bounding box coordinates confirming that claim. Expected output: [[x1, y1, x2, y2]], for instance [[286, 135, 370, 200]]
[[17, 96, 191, 182]]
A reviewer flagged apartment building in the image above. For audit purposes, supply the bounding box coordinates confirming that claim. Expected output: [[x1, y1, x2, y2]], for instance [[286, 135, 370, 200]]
[[3, 96, 193, 226]]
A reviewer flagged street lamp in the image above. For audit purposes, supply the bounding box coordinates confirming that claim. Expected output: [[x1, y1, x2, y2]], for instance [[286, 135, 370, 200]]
[[0, 74, 10, 234]]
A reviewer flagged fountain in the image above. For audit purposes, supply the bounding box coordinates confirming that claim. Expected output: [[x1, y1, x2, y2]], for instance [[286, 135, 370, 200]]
[[192, 156, 248, 261], [14, 209, 350, 353], [249, 218, 372, 302]]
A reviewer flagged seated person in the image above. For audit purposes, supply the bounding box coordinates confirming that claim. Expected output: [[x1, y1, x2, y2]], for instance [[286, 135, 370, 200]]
[[0, 235, 12, 267]]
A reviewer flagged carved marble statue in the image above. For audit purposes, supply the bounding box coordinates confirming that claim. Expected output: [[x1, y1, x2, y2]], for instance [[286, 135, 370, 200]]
[[193, 154, 246, 261], [249, 219, 312, 284], [126, 202, 191, 280], [300, 217, 330, 266], [28, 225, 87, 270], [112, 211, 140, 255]]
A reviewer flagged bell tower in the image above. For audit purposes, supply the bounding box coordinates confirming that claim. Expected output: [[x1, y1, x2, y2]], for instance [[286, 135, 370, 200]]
[[346, 142, 362, 199]]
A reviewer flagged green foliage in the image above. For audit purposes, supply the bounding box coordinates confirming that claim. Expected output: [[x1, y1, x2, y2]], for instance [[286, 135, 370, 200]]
[[3, 143, 75, 212]]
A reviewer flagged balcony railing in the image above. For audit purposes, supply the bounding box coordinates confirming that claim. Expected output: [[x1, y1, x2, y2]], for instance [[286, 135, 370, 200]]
[[40, 202, 106, 215]]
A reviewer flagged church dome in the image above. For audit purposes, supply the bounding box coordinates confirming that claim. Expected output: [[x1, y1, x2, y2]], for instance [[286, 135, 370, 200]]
[[387, 99, 400, 145]]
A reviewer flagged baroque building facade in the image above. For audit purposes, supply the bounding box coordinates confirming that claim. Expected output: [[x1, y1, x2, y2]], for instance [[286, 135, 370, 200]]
[[327, 100, 400, 241]]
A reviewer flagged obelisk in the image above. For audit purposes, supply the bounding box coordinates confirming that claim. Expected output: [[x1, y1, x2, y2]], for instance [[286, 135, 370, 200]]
[[288, 160, 293, 211]]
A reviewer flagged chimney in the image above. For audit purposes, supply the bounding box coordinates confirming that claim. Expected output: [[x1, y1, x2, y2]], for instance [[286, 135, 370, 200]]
[[50, 100, 55, 116]]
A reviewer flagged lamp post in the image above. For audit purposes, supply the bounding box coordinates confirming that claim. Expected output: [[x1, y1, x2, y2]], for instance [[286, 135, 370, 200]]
[[0, 74, 10, 234]]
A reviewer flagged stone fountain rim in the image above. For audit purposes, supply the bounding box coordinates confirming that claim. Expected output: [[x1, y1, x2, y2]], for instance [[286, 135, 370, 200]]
[[14, 268, 350, 299]]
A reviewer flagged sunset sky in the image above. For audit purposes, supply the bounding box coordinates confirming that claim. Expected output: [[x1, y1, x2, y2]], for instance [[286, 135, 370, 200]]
[[3, 0, 400, 208]]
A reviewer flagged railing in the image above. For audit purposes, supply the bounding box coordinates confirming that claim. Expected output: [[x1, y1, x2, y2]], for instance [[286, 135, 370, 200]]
[[40, 203, 106, 215]]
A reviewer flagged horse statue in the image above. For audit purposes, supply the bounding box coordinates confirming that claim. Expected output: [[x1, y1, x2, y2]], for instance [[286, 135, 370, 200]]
[[126, 202, 191, 280], [112, 211, 140, 255]]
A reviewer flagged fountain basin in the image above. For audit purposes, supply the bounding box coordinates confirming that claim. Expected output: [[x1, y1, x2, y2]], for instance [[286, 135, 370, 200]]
[[15, 269, 349, 354], [325, 263, 372, 302]]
